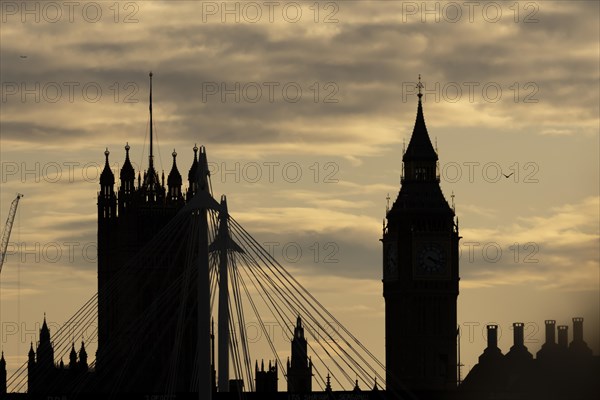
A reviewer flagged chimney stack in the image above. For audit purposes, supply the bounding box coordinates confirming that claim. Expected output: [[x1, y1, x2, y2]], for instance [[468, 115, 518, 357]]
[[572, 317, 584, 343], [544, 320, 556, 345], [487, 325, 498, 348], [513, 322, 524, 347], [557, 325, 568, 348]]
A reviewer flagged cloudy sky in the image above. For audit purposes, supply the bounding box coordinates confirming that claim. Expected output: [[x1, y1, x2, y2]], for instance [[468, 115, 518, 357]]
[[0, 0, 598, 389]]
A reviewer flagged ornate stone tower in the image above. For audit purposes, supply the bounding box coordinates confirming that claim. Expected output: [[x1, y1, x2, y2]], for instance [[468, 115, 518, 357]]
[[96, 73, 199, 392], [287, 316, 313, 393], [382, 77, 460, 394]]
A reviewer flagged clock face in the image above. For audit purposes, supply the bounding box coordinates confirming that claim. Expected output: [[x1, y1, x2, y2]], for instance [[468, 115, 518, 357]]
[[417, 243, 447, 275]]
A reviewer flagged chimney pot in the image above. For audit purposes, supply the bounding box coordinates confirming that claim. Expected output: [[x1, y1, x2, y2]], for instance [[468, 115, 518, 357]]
[[487, 325, 498, 348], [513, 322, 524, 347], [544, 320, 556, 345], [557, 325, 568, 348], [572, 317, 584, 343]]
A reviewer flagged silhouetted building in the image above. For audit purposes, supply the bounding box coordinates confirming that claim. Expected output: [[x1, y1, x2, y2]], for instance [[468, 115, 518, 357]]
[[287, 316, 313, 393], [461, 317, 600, 399], [96, 74, 202, 393], [22, 73, 212, 396], [26, 317, 94, 395], [255, 360, 278, 392], [382, 78, 460, 395]]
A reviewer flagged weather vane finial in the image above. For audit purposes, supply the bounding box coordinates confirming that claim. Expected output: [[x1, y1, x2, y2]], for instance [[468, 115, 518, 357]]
[[417, 74, 424, 98]]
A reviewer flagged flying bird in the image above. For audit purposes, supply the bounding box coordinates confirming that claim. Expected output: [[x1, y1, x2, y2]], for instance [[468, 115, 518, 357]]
[[20, 55, 27, 59], [503, 172, 514, 178]]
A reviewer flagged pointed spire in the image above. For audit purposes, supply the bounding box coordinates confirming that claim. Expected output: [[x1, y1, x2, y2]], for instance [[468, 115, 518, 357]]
[[187, 144, 199, 197], [403, 75, 438, 163], [69, 343, 78, 369], [325, 373, 332, 392], [79, 341, 87, 356], [149, 71, 154, 170], [28, 342, 35, 362], [197, 145, 210, 192], [79, 341, 88, 371], [167, 149, 182, 189], [141, 71, 163, 198], [40, 314, 50, 342], [120, 142, 135, 182], [100, 148, 115, 187], [0, 351, 5, 368], [293, 315, 305, 341]]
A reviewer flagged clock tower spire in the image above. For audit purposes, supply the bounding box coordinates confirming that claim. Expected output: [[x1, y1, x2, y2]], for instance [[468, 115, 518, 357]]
[[382, 76, 460, 396]]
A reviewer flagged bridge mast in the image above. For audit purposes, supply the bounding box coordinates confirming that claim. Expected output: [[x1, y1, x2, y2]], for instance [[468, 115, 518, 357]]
[[186, 146, 220, 400], [218, 195, 230, 392]]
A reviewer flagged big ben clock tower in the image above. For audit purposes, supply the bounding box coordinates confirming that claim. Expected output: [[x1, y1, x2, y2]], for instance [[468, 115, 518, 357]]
[[383, 76, 460, 395]]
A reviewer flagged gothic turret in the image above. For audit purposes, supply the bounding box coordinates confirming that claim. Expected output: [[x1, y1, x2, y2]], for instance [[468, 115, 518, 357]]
[[27, 343, 35, 393], [79, 341, 88, 372], [28, 343, 35, 365], [287, 316, 312, 393], [100, 148, 115, 189], [99, 148, 117, 220], [40, 315, 50, 343], [187, 144, 199, 200], [69, 343, 77, 370], [167, 149, 183, 204], [119, 142, 136, 213], [36, 315, 54, 369], [120, 142, 135, 189]]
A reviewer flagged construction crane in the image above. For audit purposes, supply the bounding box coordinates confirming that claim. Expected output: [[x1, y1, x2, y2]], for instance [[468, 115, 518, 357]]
[[0, 193, 23, 274]]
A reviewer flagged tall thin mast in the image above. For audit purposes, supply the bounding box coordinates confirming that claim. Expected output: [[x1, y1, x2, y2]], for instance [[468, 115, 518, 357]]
[[149, 71, 154, 169], [218, 195, 230, 392]]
